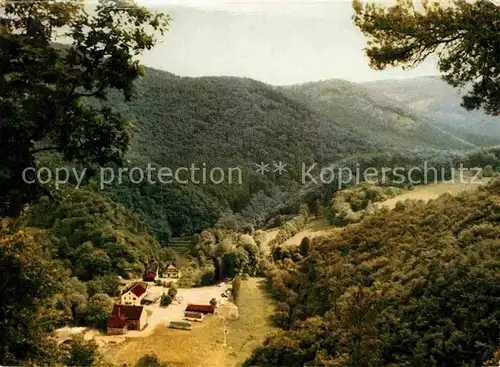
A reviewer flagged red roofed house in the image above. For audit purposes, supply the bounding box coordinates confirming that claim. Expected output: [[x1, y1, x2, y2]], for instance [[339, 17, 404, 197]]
[[143, 271, 158, 282], [120, 282, 148, 306], [107, 305, 147, 335], [107, 312, 127, 335], [185, 304, 215, 314]]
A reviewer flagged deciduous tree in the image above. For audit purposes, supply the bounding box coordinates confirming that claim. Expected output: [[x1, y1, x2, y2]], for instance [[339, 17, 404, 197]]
[[0, 0, 169, 216], [0, 230, 66, 364]]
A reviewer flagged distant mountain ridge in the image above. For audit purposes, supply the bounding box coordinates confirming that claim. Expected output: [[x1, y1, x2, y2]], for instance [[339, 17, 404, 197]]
[[110, 68, 375, 171], [115, 69, 494, 168], [281, 78, 499, 150], [363, 76, 500, 147]]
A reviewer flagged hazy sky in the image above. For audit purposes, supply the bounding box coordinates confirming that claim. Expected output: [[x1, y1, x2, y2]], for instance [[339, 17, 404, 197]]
[[135, 0, 439, 85]]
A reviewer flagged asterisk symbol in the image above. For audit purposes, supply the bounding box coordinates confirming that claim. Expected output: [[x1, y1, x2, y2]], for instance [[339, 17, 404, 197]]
[[255, 162, 270, 175], [273, 161, 288, 175]]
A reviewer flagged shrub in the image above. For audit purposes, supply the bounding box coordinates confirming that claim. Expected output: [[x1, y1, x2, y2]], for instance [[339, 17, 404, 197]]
[[136, 353, 169, 367], [483, 165, 494, 177], [160, 294, 172, 307], [299, 237, 312, 258], [167, 286, 178, 299], [232, 275, 242, 304], [86, 275, 120, 297], [62, 338, 100, 367], [242, 224, 255, 235], [238, 234, 256, 247]]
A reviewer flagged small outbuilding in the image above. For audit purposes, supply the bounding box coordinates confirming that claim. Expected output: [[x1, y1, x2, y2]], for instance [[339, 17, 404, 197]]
[[143, 271, 158, 282], [141, 292, 160, 305], [185, 304, 215, 314]]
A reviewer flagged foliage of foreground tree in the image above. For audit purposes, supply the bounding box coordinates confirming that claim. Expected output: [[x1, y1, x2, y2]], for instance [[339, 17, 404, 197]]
[[353, 0, 500, 116], [0, 189, 162, 364], [0, 229, 66, 364], [0, 0, 169, 217]]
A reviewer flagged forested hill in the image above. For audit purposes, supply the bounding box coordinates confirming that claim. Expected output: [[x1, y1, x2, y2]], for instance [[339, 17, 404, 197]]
[[247, 179, 500, 366], [97, 68, 494, 241], [282, 79, 494, 150], [110, 69, 484, 170], [108, 68, 372, 168], [101, 68, 374, 240]]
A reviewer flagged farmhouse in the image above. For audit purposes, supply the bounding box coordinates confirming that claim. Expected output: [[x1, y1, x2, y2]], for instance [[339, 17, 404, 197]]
[[107, 305, 147, 335], [164, 264, 181, 279], [185, 304, 215, 314], [120, 282, 148, 306]]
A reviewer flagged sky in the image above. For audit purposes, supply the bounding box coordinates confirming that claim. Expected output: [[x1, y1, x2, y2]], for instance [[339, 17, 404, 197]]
[[134, 0, 439, 85]]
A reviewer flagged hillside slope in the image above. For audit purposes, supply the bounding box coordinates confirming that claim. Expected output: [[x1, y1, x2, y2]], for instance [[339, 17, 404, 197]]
[[110, 69, 372, 170], [247, 179, 500, 366], [101, 68, 494, 240], [102, 69, 376, 239], [363, 76, 500, 147], [282, 79, 484, 150], [112, 70, 488, 167]]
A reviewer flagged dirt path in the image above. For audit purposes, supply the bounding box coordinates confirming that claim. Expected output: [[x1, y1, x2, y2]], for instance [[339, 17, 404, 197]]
[[263, 228, 279, 245]]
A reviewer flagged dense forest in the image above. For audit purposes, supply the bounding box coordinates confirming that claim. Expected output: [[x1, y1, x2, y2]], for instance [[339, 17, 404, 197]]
[[246, 179, 500, 367], [21, 63, 499, 245], [0, 189, 158, 365], [99, 69, 373, 240], [95, 67, 500, 242]]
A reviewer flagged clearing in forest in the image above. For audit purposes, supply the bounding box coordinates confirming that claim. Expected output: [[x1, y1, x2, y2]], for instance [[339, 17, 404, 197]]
[[102, 277, 277, 367]]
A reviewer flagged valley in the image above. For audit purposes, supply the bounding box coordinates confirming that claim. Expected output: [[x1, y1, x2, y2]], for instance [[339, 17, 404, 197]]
[[88, 176, 496, 366], [2, 2, 500, 365], [98, 67, 500, 246], [4, 66, 499, 366]]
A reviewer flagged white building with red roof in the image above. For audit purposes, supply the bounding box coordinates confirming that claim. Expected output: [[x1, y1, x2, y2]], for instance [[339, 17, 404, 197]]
[[120, 282, 148, 306]]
